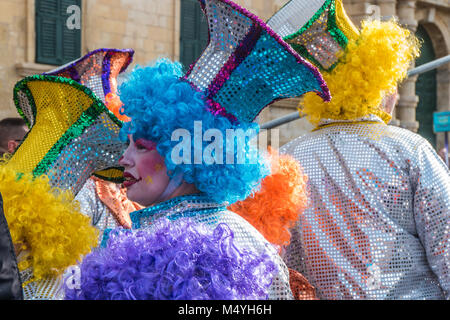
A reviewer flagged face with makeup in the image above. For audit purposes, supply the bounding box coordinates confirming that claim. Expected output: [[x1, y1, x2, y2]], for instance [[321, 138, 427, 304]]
[[118, 135, 170, 207]]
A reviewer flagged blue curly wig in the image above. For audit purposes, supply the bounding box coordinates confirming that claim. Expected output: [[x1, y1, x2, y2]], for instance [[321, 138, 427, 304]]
[[64, 218, 277, 300], [118, 59, 270, 204]]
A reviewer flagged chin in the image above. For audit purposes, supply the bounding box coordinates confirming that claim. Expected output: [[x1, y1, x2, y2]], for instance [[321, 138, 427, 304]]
[[126, 188, 156, 208], [125, 188, 143, 206]]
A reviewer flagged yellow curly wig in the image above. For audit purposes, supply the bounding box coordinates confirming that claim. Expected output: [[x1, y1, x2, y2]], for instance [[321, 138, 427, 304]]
[[301, 19, 420, 125], [0, 164, 98, 280], [228, 147, 308, 247]]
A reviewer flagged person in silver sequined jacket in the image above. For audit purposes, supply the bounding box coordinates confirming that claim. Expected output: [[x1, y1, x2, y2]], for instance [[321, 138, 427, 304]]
[[268, 0, 450, 300], [281, 90, 450, 300]]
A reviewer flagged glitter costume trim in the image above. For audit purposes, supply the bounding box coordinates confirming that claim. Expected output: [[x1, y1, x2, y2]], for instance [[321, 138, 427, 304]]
[[130, 193, 226, 229], [100, 193, 227, 247], [45, 48, 134, 103], [284, 0, 349, 71]]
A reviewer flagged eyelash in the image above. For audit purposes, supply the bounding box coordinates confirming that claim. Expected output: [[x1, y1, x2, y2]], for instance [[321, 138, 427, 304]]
[[135, 140, 157, 152], [135, 142, 147, 150]]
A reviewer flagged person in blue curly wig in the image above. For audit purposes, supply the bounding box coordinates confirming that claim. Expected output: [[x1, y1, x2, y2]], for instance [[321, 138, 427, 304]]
[[65, 0, 332, 300], [105, 59, 295, 300], [118, 60, 269, 206]]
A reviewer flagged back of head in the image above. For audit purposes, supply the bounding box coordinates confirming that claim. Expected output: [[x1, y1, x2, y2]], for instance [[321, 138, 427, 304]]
[[301, 19, 420, 124], [268, 0, 421, 125]]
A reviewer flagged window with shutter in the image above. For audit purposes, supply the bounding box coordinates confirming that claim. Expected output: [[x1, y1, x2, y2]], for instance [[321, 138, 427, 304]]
[[36, 0, 81, 66], [415, 25, 437, 147], [180, 0, 209, 70]]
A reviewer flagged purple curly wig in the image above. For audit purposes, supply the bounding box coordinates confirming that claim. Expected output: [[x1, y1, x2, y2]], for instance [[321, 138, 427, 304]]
[[64, 218, 277, 300]]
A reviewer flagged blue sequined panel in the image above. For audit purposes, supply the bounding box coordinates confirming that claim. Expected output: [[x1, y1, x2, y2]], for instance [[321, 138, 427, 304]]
[[184, 0, 329, 123], [213, 30, 326, 122], [45, 48, 134, 103]]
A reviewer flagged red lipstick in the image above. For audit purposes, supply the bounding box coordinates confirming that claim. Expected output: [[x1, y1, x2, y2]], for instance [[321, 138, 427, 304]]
[[122, 172, 141, 188]]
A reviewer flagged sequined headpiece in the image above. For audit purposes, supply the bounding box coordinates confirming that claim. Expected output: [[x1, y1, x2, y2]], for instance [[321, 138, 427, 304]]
[[7, 75, 125, 196], [267, 0, 420, 124], [183, 0, 331, 123], [119, 0, 330, 205], [44, 48, 134, 106], [44, 48, 135, 181], [268, 0, 359, 71]]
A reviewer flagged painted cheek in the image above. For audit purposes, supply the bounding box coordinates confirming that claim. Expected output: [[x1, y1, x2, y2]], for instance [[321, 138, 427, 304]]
[[145, 176, 154, 184], [137, 154, 165, 185], [154, 162, 165, 173]]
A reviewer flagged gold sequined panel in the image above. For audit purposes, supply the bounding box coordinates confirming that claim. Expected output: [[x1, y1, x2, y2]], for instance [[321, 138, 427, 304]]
[[9, 77, 126, 196], [8, 80, 94, 175]]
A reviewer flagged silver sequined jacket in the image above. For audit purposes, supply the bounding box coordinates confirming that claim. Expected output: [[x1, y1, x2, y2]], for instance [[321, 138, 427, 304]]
[[280, 117, 450, 300]]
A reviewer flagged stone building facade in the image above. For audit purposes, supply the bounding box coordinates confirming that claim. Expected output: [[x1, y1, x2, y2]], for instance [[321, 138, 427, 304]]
[[0, 0, 449, 150]]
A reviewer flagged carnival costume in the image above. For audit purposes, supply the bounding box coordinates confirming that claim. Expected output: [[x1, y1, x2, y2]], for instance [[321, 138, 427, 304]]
[[0, 49, 135, 299], [64, 0, 331, 300], [228, 147, 308, 250], [44, 49, 143, 234], [268, 0, 450, 299], [228, 147, 317, 300]]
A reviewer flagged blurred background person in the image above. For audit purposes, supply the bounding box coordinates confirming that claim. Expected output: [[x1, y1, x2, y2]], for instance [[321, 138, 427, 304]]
[[0, 118, 28, 157]]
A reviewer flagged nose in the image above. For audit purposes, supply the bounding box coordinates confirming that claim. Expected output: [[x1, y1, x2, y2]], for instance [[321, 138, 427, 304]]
[[119, 145, 133, 167]]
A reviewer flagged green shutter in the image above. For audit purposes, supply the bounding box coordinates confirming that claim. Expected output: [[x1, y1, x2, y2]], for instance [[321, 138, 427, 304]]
[[415, 25, 437, 147], [180, 0, 209, 70], [36, 0, 81, 66]]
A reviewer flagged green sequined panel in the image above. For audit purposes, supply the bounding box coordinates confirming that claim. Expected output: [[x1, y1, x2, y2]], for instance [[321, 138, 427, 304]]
[[283, 0, 348, 71]]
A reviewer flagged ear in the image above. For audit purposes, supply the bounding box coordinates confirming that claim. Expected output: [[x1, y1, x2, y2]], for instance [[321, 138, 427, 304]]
[[7, 140, 19, 154]]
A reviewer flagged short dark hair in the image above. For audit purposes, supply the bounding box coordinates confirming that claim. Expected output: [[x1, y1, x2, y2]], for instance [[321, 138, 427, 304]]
[[0, 117, 28, 148]]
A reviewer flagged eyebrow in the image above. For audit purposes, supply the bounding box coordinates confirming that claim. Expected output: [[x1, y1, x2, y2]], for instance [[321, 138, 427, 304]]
[[135, 139, 157, 151]]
